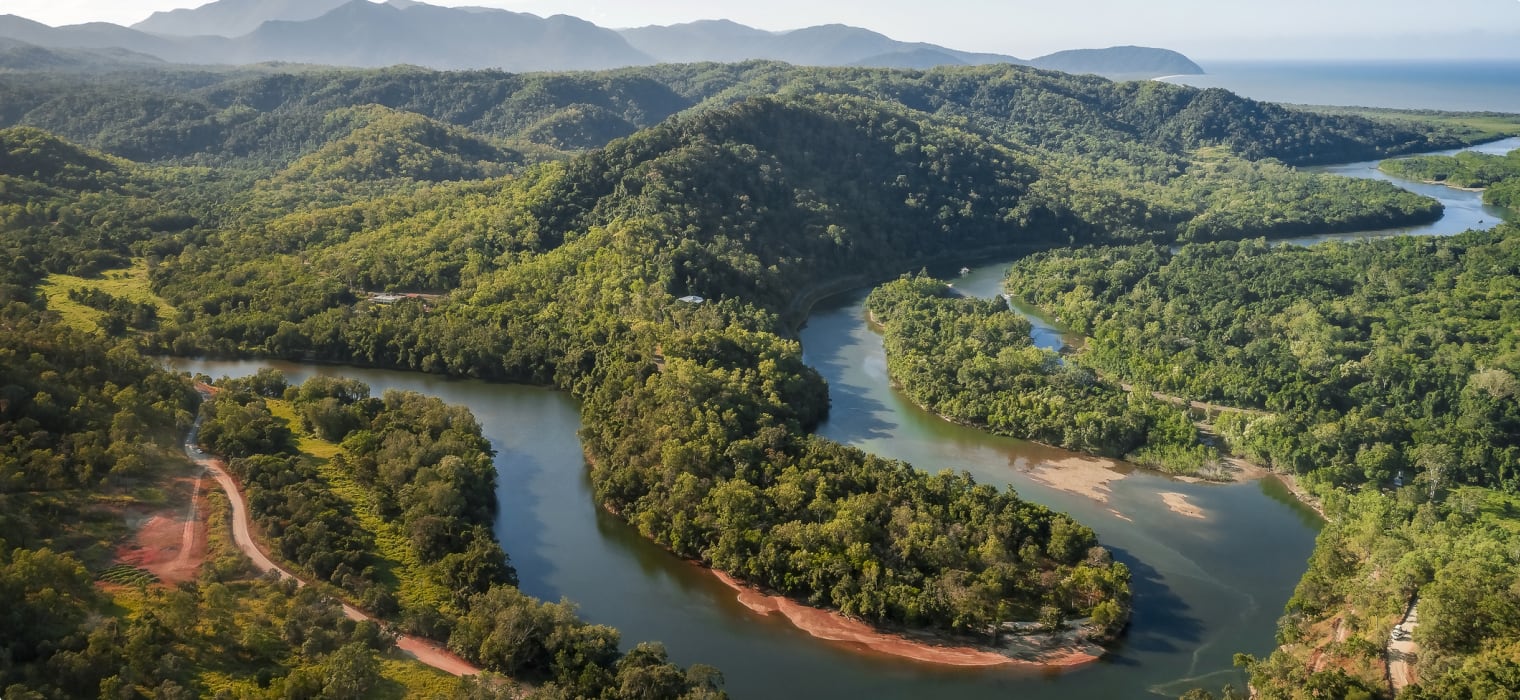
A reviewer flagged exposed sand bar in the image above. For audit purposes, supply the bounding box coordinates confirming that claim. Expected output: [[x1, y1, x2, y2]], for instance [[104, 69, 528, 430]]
[[1160, 492, 1206, 520], [709, 569, 1101, 669], [1024, 457, 1127, 503]]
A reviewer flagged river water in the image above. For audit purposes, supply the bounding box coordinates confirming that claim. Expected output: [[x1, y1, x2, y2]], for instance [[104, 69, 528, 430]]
[[165, 138, 1513, 698]]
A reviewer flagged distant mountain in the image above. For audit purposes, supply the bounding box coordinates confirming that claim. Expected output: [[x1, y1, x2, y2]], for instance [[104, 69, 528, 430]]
[[850, 48, 968, 70], [0, 1, 1204, 79], [0, 14, 227, 62], [233, 1, 650, 71], [621, 20, 1024, 68], [0, 38, 164, 72], [1028, 46, 1204, 79], [133, 0, 350, 38]]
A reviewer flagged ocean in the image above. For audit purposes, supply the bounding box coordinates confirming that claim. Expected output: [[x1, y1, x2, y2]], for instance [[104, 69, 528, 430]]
[[1161, 60, 1520, 113]]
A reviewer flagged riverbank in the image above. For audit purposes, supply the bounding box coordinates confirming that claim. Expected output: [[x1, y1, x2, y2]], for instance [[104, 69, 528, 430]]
[[1270, 468, 1327, 521], [707, 569, 1105, 669]]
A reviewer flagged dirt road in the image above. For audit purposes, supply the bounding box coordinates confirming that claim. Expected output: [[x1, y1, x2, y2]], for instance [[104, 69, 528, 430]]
[[1388, 600, 1420, 693], [186, 394, 481, 677]]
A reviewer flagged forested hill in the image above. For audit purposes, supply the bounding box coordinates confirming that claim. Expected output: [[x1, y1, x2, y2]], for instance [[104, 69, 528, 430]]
[[273, 105, 530, 183], [0, 62, 1474, 168]]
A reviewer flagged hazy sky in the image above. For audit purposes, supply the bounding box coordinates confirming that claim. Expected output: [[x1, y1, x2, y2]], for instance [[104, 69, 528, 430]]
[[9, 0, 1520, 59]]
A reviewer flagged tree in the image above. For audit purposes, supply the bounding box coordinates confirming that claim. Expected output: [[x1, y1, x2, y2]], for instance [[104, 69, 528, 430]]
[[321, 643, 381, 700]]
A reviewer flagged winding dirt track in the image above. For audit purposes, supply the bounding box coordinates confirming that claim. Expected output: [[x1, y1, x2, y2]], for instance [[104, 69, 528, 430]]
[[1388, 601, 1420, 693], [187, 390, 480, 677]]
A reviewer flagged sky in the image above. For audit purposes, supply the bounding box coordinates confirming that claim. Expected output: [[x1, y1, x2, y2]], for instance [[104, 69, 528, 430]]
[[8, 0, 1520, 59]]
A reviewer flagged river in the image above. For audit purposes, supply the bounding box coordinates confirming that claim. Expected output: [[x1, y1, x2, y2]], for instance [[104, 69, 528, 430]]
[[164, 137, 1514, 698]]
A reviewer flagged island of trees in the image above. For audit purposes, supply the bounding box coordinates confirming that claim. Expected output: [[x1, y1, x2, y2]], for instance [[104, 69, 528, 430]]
[[1380, 147, 1520, 209]]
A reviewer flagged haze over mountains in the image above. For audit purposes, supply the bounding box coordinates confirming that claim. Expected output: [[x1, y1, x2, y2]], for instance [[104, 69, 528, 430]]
[[0, 0, 1203, 78]]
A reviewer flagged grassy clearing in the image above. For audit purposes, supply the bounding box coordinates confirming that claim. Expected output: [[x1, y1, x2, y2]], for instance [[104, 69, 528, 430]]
[[266, 400, 454, 615], [38, 259, 175, 333]]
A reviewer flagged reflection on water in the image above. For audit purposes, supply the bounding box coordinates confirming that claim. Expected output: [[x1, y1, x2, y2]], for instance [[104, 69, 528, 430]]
[[801, 283, 1321, 697]]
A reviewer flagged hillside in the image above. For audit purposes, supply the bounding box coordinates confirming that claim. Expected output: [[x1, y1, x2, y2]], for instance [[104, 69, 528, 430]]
[[275, 105, 526, 183], [0, 125, 122, 187], [0, 37, 163, 72], [0, 63, 1464, 170]]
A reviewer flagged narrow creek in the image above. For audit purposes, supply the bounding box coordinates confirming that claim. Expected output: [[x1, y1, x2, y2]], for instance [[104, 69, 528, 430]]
[[165, 135, 1516, 698]]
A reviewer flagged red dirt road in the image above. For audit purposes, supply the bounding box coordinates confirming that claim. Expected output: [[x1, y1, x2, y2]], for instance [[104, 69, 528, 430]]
[[186, 399, 481, 677]]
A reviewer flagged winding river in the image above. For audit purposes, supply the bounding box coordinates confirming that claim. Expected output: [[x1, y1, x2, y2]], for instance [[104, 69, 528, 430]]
[[165, 136, 1517, 698]]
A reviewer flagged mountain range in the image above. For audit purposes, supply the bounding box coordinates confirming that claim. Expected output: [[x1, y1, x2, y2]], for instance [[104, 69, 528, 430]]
[[0, 0, 1203, 78]]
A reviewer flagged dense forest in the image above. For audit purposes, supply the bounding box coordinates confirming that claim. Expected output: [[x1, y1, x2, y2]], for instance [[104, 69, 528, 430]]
[[1238, 487, 1520, 699], [0, 310, 455, 698], [0, 62, 1480, 169], [2, 58, 1514, 698], [865, 275, 1216, 473], [1003, 228, 1520, 494], [120, 85, 1448, 639], [998, 226, 1520, 697], [1380, 147, 1520, 189]]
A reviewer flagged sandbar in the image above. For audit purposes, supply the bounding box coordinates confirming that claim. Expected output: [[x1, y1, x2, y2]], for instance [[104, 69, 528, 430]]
[[1160, 492, 1205, 520], [710, 569, 1101, 669]]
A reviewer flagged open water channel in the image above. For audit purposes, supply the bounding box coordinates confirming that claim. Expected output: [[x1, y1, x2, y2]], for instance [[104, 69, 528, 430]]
[[167, 136, 1517, 698]]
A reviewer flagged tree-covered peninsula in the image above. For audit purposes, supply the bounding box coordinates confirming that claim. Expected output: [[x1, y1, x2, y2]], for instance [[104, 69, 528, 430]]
[[1381, 147, 1520, 211], [865, 275, 1216, 473]]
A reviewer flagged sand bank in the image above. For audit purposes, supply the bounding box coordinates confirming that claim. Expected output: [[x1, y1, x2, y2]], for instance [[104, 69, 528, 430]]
[[1024, 456, 1127, 503], [710, 569, 1101, 669], [1159, 492, 1206, 520]]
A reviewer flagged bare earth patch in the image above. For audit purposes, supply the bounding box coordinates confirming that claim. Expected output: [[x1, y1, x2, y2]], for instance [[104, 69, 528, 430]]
[[114, 475, 209, 585], [710, 570, 1101, 669], [1159, 492, 1206, 520]]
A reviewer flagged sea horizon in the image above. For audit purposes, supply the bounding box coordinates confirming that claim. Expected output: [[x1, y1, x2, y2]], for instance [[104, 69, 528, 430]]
[[1162, 59, 1520, 113]]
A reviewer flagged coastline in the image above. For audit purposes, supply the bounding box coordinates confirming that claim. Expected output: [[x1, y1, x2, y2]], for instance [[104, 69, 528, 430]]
[[706, 568, 1105, 670]]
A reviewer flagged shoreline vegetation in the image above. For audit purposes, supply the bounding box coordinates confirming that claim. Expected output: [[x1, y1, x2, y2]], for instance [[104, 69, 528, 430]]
[[1378, 145, 1520, 208]]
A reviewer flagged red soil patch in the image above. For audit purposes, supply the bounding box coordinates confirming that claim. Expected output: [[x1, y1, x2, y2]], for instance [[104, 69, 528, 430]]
[[114, 475, 209, 585], [710, 569, 1100, 669]]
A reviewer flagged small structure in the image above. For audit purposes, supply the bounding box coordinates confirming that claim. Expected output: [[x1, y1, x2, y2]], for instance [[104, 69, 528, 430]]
[[960, 266, 971, 277], [677, 295, 706, 304], [1393, 471, 1405, 488], [370, 293, 405, 304]]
